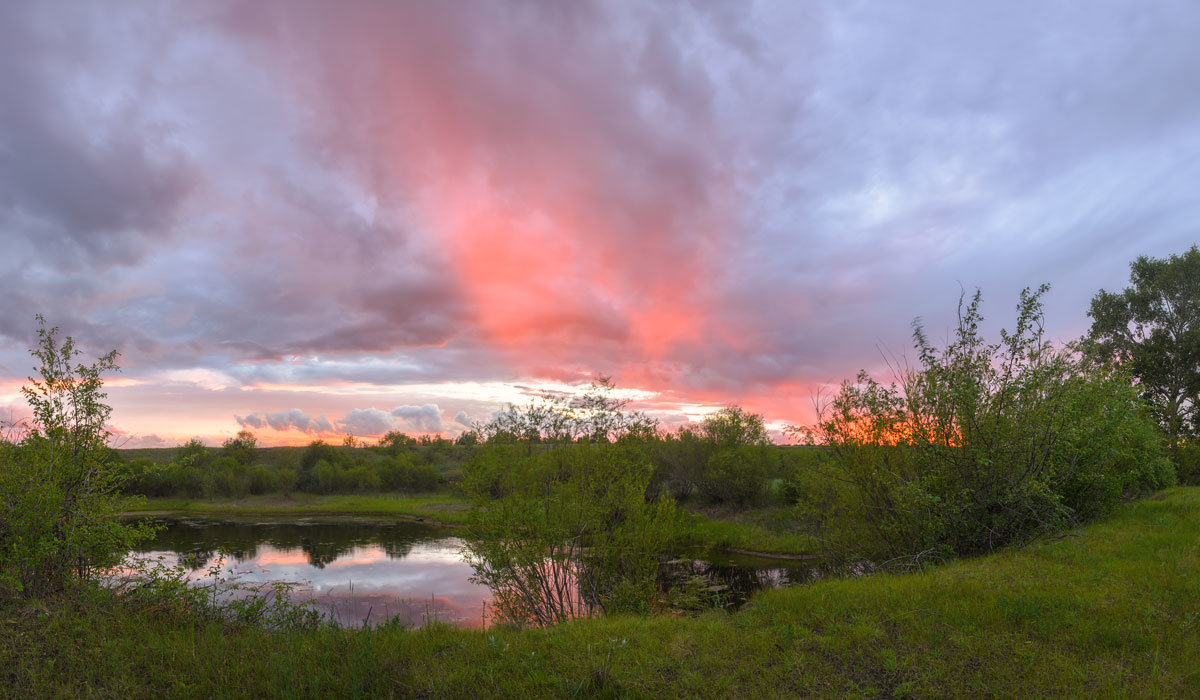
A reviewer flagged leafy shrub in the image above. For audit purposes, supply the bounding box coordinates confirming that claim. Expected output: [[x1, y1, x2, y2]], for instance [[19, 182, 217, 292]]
[[699, 446, 768, 506], [378, 452, 442, 492], [0, 318, 153, 597], [221, 430, 258, 466], [805, 287, 1174, 561], [248, 467, 274, 495], [463, 442, 680, 626], [652, 406, 774, 505], [1175, 446, 1200, 486], [650, 428, 708, 499], [273, 467, 298, 494]]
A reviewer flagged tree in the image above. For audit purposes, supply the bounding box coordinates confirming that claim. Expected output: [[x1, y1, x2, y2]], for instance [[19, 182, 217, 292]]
[[699, 405, 770, 447], [478, 376, 658, 445], [1087, 246, 1200, 452], [650, 406, 773, 505], [0, 317, 152, 597], [222, 429, 258, 465], [377, 430, 416, 451], [695, 407, 773, 505]]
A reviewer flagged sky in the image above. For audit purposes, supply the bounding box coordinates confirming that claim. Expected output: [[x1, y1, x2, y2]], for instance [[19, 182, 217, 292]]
[[2, 0, 1199, 446]]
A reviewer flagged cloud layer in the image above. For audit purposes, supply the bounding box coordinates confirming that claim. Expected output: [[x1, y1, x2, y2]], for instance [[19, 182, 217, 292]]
[[3, 1, 1199, 444]]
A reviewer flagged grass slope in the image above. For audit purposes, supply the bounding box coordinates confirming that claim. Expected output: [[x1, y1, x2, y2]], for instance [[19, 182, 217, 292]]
[[6, 488, 1199, 697]]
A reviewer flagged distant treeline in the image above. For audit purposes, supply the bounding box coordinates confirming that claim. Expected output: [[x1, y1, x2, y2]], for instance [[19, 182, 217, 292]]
[[117, 408, 833, 506], [121, 432, 456, 498]]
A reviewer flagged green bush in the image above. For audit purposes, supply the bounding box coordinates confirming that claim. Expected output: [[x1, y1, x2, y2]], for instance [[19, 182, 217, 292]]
[[806, 287, 1174, 561], [221, 430, 257, 466], [248, 467, 274, 495], [649, 428, 708, 499], [462, 442, 680, 626], [272, 467, 298, 494], [378, 453, 442, 492], [651, 407, 775, 505], [0, 318, 152, 597], [699, 446, 768, 506], [1175, 446, 1200, 485]]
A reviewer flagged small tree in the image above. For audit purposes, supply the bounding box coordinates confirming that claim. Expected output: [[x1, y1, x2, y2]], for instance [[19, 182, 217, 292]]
[[478, 376, 658, 445], [0, 317, 151, 597], [378, 430, 417, 452], [222, 429, 258, 465], [696, 406, 772, 505]]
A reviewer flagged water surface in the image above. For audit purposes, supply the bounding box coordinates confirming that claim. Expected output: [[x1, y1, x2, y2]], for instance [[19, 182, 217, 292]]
[[131, 516, 818, 627]]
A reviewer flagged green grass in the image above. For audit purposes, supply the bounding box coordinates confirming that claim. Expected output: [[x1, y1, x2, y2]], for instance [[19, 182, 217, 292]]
[[125, 493, 472, 526], [8, 488, 1199, 697], [128, 494, 819, 556], [679, 507, 819, 557]]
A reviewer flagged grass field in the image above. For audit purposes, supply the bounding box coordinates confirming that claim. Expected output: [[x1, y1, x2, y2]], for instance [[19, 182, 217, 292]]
[[8, 487, 1198, 697]]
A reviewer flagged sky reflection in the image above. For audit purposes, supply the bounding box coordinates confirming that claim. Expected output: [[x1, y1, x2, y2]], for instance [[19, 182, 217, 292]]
[[131, 517, 820, 627], [133, 518, 493, 627]]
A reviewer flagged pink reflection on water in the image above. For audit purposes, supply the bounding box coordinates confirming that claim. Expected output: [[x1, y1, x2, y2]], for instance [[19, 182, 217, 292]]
[[131, 540, 494, 628]]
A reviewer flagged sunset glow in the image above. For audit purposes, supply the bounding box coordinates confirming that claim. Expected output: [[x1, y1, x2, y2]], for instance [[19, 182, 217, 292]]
[[2, 1, 1198, 446]]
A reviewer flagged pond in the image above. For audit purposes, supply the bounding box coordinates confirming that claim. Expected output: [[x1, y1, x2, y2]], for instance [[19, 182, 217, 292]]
[[128, 516, 819, 627]]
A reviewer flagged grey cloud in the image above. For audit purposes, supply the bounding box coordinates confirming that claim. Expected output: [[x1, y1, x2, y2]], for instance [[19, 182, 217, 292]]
[[337, 408, 396, 437], [236, 409, 333, 434], [391, 404, 444, 434], [119, 433, 174, 449], [0, 3, 194, 271]]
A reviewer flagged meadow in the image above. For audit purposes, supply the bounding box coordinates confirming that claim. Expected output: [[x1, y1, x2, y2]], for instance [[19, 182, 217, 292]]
[[4, 487, 1197, 697]]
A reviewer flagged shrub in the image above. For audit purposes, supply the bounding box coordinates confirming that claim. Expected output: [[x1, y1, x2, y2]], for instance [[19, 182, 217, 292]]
[[0, 317, 153, 597], [248, 466, 274, 495], [463, 442, 680, 626], [805, 287, 1174, 561], [653, 407, 774, 505], [699, 446, 768, 506], [650, 428, 708, 499], [221, 430, 258, 466], [1175, 445, 1200, 486], [272, 467, 299, 494], [378, 452, 442, 492]]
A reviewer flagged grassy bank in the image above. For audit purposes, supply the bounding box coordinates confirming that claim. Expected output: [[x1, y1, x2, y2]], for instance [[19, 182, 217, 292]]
[[8, 488, 1198, 697], [126, 494, 820, 556], [678, 505, 819, 557], [125, 494, 473, 526]]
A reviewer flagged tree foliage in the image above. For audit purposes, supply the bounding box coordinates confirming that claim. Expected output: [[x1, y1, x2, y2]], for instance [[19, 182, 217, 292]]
[[462, 381, 680, 627], [651, 406, 775, 505], [1087, 245, 1200, 456], [805, 287, 1174, 561], [463, 442, 679, 627], [0, 317, 151, 597], [478, 376, 658, 444], [221, 429, 257, 465]]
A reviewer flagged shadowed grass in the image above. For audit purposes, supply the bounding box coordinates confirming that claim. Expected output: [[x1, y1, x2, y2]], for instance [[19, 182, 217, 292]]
[[129, 494, 819, 556], [679, 500, 823, 556], [126, 494, 472, 526], [8, 488, 1198, 697]]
